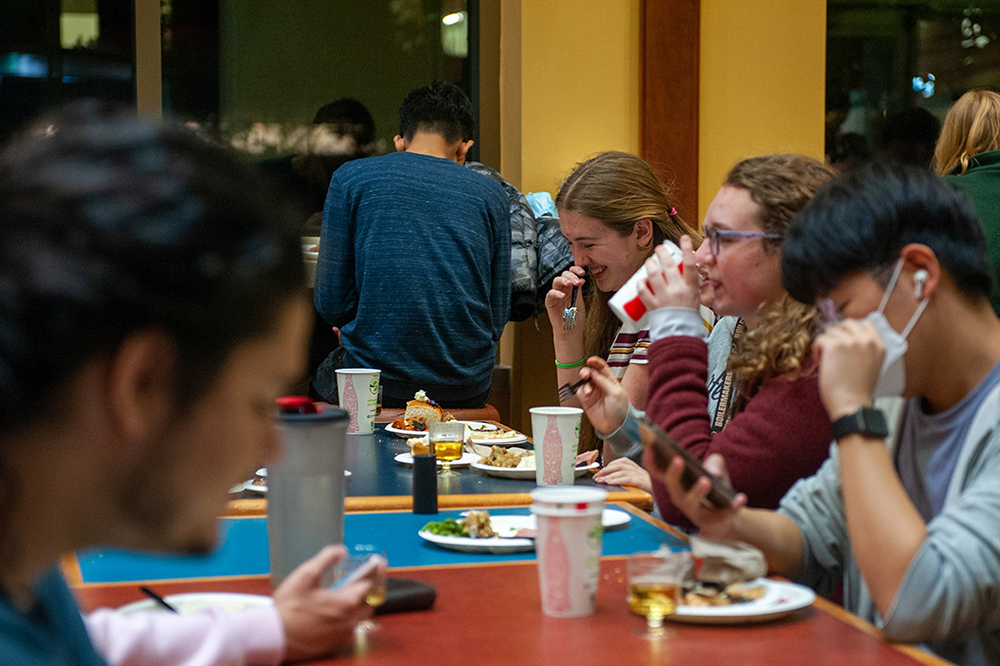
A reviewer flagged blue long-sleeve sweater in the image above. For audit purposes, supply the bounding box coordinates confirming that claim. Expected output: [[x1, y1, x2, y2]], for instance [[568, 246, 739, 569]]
[[315, 151, 510, 403]]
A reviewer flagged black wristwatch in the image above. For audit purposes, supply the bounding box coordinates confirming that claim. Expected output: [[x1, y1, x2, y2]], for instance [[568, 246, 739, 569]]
[[831, 406, 889, 440]]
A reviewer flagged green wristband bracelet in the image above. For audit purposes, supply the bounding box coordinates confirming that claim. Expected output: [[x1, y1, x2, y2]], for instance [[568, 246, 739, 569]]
[[554, 358, 586, 369]]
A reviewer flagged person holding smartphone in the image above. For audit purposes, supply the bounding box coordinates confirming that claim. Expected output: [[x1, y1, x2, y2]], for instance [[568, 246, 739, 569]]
[[576, 154, 836, 527], [0, 102, 384, 666], [655, 162, 1000, 666]]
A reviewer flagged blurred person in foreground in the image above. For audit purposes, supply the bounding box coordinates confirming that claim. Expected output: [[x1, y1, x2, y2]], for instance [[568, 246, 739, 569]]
[[575, 155, 835, 526], [655, 162, 1000, 665], [0, 101, 384, 666], [314, 82, 510, 408], [934, 89, 1000, 316]]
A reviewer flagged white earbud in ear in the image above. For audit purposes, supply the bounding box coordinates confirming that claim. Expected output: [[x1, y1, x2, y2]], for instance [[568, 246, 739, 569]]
[[914, 269, 929, 299]]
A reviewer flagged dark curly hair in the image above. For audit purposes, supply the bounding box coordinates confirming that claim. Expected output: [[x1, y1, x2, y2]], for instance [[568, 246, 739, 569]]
[[0, 100, 307, 441]]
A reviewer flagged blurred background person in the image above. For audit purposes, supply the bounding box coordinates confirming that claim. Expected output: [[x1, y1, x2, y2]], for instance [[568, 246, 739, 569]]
[[879, 106, 941, 169], [934, 89, 1000, 316], [261, 97, 376, 235]]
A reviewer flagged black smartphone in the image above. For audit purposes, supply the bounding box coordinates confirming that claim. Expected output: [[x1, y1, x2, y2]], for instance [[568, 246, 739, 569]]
[[634, 416, 736, 509]]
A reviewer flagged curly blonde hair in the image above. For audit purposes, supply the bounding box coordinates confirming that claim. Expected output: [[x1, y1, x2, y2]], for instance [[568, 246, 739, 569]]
[[933, 90, 1000, 176], [720, 155, 836, 398]]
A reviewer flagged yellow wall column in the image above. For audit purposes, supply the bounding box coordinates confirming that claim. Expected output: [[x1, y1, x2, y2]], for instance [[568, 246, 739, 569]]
[[519, 0, 641, 195], [500, 0, 640, 430], [699, 0, 827, 220]]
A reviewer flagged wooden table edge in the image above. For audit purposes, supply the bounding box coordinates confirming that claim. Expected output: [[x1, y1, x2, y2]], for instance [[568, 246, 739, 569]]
[[809, 594, 956, 666], [227, 489, 653, 516]]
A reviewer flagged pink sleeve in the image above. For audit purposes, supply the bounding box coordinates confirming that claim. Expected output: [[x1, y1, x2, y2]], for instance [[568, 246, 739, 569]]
[[83, 606, 285, 666]]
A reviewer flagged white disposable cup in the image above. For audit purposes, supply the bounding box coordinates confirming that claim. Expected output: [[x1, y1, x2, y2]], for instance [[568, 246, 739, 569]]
[[608, 239, 685, 331], [530, 486, 608, 617], [530, 406, 582, 485], [335, 368, 380, 435]]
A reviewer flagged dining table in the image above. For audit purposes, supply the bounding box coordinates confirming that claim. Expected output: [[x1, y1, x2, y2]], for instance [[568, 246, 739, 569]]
[[226, 406, 653, 515], [67, 503, 954, 666]]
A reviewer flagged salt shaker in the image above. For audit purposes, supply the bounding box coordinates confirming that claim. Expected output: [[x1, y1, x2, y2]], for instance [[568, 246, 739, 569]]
[[412, 454, 438, 514], [267, 397, 348, 587]]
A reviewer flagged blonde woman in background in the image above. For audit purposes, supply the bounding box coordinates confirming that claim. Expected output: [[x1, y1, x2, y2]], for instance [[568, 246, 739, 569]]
[[934, 89, 1000, 315], [545, 152, 702, 488]]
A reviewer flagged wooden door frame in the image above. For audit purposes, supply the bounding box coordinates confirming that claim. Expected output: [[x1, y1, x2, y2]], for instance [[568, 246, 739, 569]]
[[641, 0, 700, 226]]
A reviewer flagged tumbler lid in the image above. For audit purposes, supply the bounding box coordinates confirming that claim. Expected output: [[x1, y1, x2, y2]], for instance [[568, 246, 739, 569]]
[[274, 396, 348, 423]]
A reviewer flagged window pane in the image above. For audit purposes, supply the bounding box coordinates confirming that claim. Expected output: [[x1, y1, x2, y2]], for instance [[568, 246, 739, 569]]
[[0, 0, 135, 142], [163, 0, 475, 160], [827, 1, 1000, 170]]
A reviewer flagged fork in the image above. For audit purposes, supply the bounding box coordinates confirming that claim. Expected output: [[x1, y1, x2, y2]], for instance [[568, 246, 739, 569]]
[[557, 377, 588, 402], [562, 284, 579, 330]]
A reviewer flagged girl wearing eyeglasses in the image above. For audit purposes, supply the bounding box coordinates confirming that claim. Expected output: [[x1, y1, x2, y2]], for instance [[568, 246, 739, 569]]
[[575, 154, 838, 528]]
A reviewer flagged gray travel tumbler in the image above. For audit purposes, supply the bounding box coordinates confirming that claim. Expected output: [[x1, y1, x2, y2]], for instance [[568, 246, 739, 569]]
[[267, 397, 348, 587]]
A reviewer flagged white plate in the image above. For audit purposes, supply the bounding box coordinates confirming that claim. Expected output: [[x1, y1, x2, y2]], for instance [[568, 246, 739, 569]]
[[394, 452, 479, 467], [386, 422, 527, 445], [385, 424, 431, 438], [470, 461, 599, 480], [235, 469, 350, 494], [461, 421, 528, 445], [459, 508, 631, 531], [117, 592, 274, 616], [419, 509, 632, 553], [667, 579, 816, 625]]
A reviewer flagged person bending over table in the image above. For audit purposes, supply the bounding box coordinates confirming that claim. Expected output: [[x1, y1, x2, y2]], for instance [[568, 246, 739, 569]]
[[544, 151, 703, 485], [0, 102, 384, 666], [655, 162, 1000, 666], [575, 155, 836, 526]]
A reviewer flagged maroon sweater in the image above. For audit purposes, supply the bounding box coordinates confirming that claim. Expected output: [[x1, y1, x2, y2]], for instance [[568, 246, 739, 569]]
[[646, 335, 833, 528]]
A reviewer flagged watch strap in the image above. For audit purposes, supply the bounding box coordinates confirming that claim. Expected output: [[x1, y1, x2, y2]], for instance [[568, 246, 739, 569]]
[[831, 406, 889, 440]]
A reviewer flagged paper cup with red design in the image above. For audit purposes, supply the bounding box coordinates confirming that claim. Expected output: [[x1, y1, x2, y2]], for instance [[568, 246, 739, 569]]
[[529, 406, 582, 485], [530, 486, 608, 617], [335, 368, 380, 435]]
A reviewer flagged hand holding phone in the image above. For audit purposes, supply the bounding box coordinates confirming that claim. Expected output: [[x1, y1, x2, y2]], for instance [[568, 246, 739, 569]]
[[634, 417, 736, 509], [330, 553, 384, 590]]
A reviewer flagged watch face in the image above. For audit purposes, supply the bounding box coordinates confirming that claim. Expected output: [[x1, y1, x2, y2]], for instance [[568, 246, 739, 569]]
[[833, 407, 888, 440]]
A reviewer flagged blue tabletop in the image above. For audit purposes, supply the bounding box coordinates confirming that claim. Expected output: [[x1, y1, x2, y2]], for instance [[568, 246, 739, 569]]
[[75, 507, 686, 584], [236, 426, 629, 499]]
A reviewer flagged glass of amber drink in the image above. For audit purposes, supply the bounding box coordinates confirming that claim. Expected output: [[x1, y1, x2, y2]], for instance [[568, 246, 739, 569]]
[[429, 421, 465, 477], [626, 550, 692, 639]]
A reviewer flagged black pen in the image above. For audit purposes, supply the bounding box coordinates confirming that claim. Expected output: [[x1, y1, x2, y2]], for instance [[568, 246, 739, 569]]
[[139, 586, 179, 613]]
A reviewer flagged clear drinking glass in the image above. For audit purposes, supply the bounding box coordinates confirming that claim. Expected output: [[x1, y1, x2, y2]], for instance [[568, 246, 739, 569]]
[[626, 550, 692, 639], [429, 421, 465, 477]]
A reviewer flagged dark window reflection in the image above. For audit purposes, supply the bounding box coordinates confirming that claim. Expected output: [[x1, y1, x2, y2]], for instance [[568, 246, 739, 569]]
[[164, 0, 475, 161], [827, 1, 1000, 171], [0, 0, 135, 142]]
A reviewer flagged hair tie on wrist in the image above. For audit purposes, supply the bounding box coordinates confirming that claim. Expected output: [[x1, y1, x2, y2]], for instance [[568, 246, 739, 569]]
[[554, 358, 586, 368]]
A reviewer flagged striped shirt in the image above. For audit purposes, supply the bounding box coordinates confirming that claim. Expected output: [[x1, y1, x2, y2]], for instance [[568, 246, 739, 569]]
[[607, 327, 650, 379]]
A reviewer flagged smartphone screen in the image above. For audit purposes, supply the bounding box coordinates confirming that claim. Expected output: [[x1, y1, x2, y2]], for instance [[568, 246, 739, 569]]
[[634, 417, 736, 509]]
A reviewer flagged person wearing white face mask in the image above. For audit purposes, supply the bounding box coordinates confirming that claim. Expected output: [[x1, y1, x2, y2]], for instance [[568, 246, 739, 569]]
[[651, 161, 1000, 666]]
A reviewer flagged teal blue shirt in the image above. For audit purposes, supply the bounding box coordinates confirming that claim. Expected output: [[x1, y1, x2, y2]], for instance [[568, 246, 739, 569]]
[[0, 569, 106, 666]]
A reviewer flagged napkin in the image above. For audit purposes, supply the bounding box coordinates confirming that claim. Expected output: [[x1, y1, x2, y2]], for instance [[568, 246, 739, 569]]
[[374, 578, 436, 615], [688, 536, 767, 586]]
